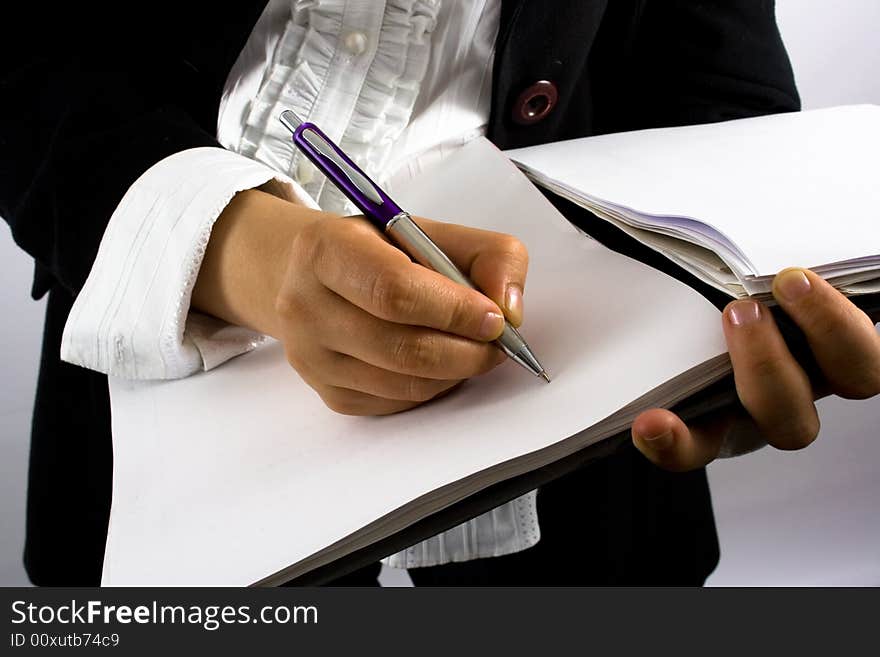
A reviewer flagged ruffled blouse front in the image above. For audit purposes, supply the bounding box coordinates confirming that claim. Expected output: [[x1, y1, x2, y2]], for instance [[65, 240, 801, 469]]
[[238, 0, 442, 214]]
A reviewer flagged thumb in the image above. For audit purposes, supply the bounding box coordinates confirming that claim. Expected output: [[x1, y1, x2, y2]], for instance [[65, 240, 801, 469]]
[[416, 217, 529, 327]]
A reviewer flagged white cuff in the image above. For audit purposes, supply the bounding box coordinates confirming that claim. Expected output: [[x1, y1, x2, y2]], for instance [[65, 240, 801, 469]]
[[61, 147, 317, 380]]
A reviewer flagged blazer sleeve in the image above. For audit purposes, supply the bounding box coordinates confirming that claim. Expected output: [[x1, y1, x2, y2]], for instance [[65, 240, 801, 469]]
[[631, 0, 801, 127], [0, 8, 251, 300]]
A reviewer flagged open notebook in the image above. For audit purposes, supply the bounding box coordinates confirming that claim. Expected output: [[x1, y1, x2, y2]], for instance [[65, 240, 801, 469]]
[[508, 105, 880, 299], [103, 106, 880, 585], [103, 137, 731, 586]]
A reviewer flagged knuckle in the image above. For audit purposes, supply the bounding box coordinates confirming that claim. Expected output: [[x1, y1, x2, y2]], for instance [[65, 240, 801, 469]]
[[274, 291, 299, 322], [801, 293, 859, 339], [347, 216, 377, 238], [299, 219, 348, 283], [446, 295, 477, 333], [392, 333, 438, 373], [501, 234, 529, 262], [746, 353, 787, 381], [497, 234, 529, 273], [274, 286, 314, 326], [794, 293, 826, 321], [292, 219, 324, 265], [370, 267, 416, 319]]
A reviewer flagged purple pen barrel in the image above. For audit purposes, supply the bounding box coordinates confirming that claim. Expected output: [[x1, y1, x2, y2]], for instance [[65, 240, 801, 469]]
[[280, 110, 404, 229]]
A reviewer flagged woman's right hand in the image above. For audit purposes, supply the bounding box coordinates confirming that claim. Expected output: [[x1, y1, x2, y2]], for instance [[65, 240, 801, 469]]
[[193, 189, 529, 415]]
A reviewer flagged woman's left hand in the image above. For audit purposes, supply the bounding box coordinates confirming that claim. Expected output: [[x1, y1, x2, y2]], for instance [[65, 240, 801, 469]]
[[631, 268, 880, 471]]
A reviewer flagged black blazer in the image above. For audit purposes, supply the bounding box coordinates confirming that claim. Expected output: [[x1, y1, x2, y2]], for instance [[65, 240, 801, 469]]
[[1, 1, 799, 585]]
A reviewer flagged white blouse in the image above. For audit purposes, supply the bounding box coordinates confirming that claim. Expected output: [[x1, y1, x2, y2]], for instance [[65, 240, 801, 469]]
[[61, 0, 542, 571]]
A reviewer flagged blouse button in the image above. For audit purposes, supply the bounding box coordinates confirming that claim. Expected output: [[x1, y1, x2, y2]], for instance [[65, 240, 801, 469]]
[[511, 80, 559, 125], [344, 31, 369, 56]]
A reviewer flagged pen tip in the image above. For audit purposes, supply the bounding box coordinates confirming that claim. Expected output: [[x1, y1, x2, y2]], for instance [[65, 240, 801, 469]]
[[540, 371, 551, 383]]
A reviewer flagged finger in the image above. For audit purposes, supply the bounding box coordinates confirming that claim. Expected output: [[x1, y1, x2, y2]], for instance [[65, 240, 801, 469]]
[[314, 384, 423, 416], [324, 352, 463, 402], [772, 268, 880, 399], [723, 299, 820, 450], [417, 217, 529, 327], [631, 408, 730, 472], [312, 218, 506, 341], [320, 293, 507, 379]]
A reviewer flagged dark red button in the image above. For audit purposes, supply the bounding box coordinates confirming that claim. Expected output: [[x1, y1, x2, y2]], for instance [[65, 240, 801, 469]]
[[511, 80, 558, 125]]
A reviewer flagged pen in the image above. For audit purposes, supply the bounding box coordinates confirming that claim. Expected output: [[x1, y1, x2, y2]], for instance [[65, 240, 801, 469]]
[[279, 109, 550, 382]]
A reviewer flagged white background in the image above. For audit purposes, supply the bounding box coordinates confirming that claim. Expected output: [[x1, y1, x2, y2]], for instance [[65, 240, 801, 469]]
[[1, 0, 878, 586]]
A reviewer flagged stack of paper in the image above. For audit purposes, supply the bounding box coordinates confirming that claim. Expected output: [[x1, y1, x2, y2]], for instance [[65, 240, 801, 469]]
[[507, 105, 880, 298]]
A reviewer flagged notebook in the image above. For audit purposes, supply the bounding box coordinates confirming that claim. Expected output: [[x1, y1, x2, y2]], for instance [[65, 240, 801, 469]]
[[102, 109, 880, 586], [507, 105, 880, 299], [102, 136, 732, 586]]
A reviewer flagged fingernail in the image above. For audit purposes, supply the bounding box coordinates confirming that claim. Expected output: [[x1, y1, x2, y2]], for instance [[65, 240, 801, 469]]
[[638, 429, 673, 449], [775, 268, 812, 303], [479, 311, 505, 340], [505, 284, 523, 324], [727, 300, 762, 327]]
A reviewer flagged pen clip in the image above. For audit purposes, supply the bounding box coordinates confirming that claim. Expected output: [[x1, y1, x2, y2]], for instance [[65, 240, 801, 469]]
[[299, 130, 384, 205], [279, 109, 405, 228]]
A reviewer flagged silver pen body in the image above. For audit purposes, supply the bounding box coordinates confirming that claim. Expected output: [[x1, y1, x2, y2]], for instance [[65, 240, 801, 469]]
[[385, 212, 549, 381]]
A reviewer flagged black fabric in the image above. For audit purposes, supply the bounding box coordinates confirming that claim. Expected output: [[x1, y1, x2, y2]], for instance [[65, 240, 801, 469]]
[[1, 1, 799, 586], [488, 0, 799, 147], [409, 444, 718, 586], [316, 443, 718, 586], [24, 289, 112, 584], [1, 3, 267, 298]]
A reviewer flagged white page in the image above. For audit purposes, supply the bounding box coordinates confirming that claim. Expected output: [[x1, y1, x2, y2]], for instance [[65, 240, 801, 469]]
[[103, 138, 726, 586], [507, 105, 880, 276]]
